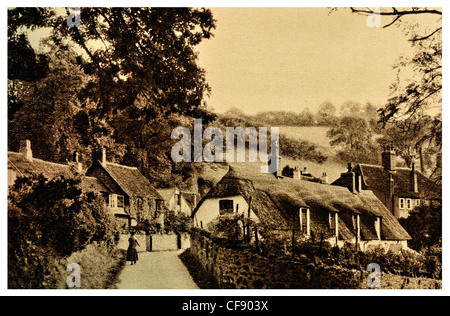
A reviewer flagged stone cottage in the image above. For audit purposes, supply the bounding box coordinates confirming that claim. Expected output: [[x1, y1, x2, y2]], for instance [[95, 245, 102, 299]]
[[86, 147, 165, 230], [192, 162, 411, 252]]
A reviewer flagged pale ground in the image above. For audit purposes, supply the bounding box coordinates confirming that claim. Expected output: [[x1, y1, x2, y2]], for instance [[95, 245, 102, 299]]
[[116, 250, 199, 289]]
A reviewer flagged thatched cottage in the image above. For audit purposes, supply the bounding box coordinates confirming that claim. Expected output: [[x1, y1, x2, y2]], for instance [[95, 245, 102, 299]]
[[332, 146, 441, 219], [192, 162, 411, 252]]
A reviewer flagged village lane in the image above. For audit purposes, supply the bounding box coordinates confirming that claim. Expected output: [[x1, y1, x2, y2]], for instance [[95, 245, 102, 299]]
[[116, 250, 200, 289]]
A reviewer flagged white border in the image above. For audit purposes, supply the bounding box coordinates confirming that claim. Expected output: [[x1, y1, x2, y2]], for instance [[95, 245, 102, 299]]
[[1, 0, 448, 297]]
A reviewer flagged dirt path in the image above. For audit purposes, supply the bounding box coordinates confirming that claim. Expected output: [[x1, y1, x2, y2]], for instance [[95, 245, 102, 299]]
[[116, 250, 199, 289]]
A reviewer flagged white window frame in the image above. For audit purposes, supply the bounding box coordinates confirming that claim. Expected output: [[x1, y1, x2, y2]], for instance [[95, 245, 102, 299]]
[[399, 198, 405, 209], [299, 208, 310, 237], [406, 198, 411, 209], [109, 194, 117, 208]]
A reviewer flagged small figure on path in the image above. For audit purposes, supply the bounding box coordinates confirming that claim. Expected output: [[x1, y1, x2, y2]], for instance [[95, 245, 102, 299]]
[[126, 231, 140, 265]]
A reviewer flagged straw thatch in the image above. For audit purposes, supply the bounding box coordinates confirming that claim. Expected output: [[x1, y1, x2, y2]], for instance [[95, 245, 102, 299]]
[[193, 162, 411, 241]]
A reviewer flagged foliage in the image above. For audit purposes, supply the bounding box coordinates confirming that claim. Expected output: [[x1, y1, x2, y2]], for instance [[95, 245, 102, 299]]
[[398, 204, 442, 251], [8, 174, 119, 288], [8, 7, 216, 188], [164, 211, 193, 233], [327, 116, 380, 164]]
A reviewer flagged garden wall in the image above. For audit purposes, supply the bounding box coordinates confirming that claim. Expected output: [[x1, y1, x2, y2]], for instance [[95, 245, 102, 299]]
[[189, 230, 365, 289]]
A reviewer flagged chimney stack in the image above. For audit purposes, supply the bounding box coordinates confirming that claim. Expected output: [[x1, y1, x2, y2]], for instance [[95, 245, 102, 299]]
[[382, 145, 396, 171], [410, 162, 418, 193], [340, 162, 356, 193], [92, 147, 106, 165], [19, 139, 33, 162]]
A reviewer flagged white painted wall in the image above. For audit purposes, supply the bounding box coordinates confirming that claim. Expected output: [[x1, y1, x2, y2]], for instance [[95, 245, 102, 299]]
[[165, 188, 192, 216], [193, 195, 259, 230]]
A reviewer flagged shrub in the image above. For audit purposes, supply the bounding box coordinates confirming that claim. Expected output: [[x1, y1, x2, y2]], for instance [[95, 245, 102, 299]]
[[8, 174, 119, 288]]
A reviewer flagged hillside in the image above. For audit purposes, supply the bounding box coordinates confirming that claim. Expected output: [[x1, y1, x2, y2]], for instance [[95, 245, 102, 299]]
[[195, 125, 348, 193]]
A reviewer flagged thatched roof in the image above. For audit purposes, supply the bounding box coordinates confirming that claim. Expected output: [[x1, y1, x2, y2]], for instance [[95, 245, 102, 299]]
[[8, 151, 110, 195], [193, 162, 411, 241], [8, 151, 75, 179]]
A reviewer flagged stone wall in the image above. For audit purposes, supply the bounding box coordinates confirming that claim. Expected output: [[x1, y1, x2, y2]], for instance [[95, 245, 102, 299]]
[[189, 230, 365, 289]]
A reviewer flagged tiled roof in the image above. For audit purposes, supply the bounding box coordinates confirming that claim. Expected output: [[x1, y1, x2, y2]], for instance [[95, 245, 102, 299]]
[[102, 162, 162, 199], [357, 164, 441, 200]]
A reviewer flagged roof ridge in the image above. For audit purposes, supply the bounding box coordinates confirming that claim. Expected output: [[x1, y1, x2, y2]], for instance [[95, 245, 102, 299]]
[[104, 161, 139, 169], [9, 151, 70, 168]]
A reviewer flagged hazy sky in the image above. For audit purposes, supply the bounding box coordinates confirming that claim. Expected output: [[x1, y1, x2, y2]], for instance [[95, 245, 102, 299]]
[[194, 7, 432, 115], [25, 7, 440, 116]]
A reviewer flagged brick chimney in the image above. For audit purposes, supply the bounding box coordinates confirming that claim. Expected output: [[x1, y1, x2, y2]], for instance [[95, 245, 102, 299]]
[[92, 147, 106, 165], [19, 139, 33, 162], [410, 162, 418, 193], [340, 163, 356, 193], [382, 145, 396, 171]]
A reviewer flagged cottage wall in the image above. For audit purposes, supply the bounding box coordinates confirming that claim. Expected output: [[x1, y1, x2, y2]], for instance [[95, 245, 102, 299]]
[[194, 195, 259, 230]]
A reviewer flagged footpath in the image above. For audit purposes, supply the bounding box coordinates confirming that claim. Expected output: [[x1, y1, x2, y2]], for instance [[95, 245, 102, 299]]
[[116, 250, 199, 289]]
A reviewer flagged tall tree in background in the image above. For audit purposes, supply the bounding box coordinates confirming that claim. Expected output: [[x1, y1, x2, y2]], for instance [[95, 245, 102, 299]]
[[348, 7, 442, 173], [327, 116, 379, 164]]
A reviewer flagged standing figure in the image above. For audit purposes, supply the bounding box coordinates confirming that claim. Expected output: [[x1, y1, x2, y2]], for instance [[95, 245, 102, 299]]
[[126, 231, 140, 265]]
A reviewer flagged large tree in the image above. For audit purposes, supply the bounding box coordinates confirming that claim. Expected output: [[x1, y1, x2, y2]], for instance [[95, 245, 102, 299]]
[[8, 7, 216, 175], [345, 7, 442, 174]]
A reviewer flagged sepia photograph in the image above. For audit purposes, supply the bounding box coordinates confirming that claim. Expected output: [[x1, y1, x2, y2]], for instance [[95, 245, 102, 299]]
[[4, 2, 445, 297]]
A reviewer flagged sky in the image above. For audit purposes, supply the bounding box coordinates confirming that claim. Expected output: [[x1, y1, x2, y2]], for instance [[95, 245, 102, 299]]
[[194, 7, 437, 115], [24, 6, 441, 117]]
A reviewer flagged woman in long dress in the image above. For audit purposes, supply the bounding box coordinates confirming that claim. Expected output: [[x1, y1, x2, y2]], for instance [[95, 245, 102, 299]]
[[126, 231, 140, 265]]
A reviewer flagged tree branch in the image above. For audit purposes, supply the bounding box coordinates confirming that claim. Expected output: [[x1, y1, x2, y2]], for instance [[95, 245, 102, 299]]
[[410, 27, 442, 42]]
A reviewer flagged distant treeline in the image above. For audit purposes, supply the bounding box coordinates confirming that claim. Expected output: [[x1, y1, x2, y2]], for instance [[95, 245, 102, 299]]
[[223, 101, 379, 127]]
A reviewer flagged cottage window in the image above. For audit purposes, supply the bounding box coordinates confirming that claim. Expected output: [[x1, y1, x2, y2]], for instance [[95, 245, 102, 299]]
[[329, 212, 337, 235], [117, 195, 124, 208], [219, 199, 234, 215], [399, 198, 405, 209], [109, 194, 117, 208], [406, 199, 411, 209], [416, 199, 421, 206]]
